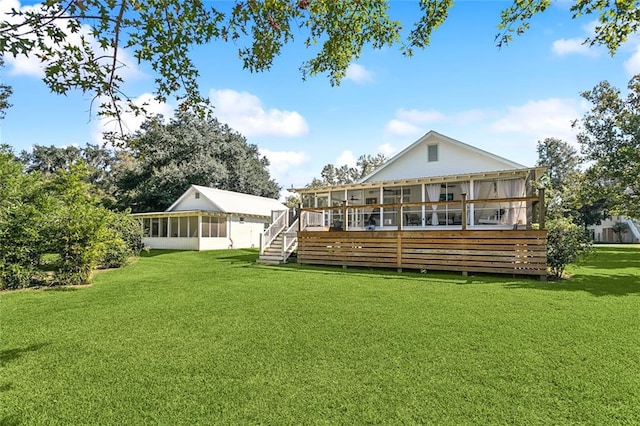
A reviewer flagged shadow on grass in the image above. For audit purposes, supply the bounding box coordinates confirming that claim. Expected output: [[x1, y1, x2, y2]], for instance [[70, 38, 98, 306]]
[[261, 261, 529, 285], [140, 249, 185, 258], [0, 342, 49, 365], [0, 415, 20, 426], [504, 273, 639, 297], [215, 250, 259, 264]]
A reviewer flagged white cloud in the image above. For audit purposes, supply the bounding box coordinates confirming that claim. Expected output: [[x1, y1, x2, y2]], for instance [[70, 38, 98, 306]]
[[490, 98, 583, 144], [3, 0, 144, 81], [624, 46, 640, 75], [376, 143, 397, 157], [94, 93, 174, 143], [209, 88, 309, 137], [384, 119, 422, 136], [384, 108, 451, 136], [336, 150, 357, 167], [259, 148, 311, 190], [396, 108, 446, 123], [345, 63, 374, 84], [551, 38, 597, 56]]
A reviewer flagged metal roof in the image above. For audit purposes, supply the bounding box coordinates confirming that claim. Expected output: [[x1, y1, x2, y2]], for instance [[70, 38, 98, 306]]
[[167, 185, 287, 217]]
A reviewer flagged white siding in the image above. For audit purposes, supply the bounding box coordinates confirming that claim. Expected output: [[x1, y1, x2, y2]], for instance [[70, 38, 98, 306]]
[[364, 136, 521, 182], [143, 237, 198, 250], [228, 217, 267, 249], [171, 187, 221, 212], [199, 238, 234, 250]]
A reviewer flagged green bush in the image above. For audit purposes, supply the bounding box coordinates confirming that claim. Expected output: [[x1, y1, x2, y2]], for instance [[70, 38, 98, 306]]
[[99, 211, 143, 269], [546, 217, 593, 279]]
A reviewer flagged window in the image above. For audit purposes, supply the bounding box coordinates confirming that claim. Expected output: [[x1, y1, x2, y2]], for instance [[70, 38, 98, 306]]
[[170, 217, 179, 237], [427, 144, 438, 162], [195, 192, 200, 199], [189, 216, 198, 237], [179, 217, 188, 237], [200, 216, 227, 238], [142, 218, 150, 237]]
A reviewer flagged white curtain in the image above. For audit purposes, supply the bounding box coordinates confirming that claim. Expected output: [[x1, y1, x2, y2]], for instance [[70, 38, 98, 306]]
[[500, 179, 525, 224], [426, 184, 440, 225]]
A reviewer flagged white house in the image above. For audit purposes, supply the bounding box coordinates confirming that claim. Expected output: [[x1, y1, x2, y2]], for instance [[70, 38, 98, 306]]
[[294, 131, 544, 230], [589, 215, 640, 243], [132, 185, 286, 251]]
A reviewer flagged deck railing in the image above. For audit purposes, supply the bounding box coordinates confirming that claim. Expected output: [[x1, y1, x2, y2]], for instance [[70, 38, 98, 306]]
[[299, 190, 545, 231]]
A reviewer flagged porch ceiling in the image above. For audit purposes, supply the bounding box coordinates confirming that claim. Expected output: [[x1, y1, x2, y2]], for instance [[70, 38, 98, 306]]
[[293, 167, 543, 194]]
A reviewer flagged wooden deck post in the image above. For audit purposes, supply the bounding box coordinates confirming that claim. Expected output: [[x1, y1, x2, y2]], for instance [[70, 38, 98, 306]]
[[343, 201, 348, 231], [397, 197, 402, 231], [538, 188, 546, 230], [298, 203, 302, 232], [461, 193, 467, 231]]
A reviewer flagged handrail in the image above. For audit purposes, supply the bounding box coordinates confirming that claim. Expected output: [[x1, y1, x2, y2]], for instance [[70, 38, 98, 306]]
[[300, 210, 324, 229], [260, 209, 288, 254], [626, 218, 640, 242], [281, 219, 299, 260]]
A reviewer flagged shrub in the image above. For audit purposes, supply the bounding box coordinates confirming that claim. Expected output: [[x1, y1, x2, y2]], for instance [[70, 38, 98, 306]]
[[99, 211, 143, 269], [546, 217, 593, 279]]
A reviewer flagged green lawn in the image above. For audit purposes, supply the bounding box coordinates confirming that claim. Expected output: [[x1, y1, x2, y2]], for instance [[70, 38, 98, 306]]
[[1, 246, 639, 424]]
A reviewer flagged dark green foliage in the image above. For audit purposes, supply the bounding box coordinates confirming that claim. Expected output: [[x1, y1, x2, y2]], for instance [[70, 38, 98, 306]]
[[99, 212, 143, 269], [0, 150, 140, 289], [19, 143, 122, 208], [119, 111, 280, 212], [0, 57, 12, 119], [546, 217, 593, 279], [0, 147, 49, 289], [576, 76, 640, 219]]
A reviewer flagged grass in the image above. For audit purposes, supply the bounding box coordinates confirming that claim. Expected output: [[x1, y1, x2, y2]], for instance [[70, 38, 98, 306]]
[[1, 246, 639, 424]]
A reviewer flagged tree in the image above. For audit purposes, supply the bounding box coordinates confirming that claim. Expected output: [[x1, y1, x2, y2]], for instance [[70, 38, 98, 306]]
[[20, 143, 123, 207], [0, 57, 12, 119], [2, 1, 634, 136], [546, 217, 593, 279], [307, 153, 387, 187], [575, 76, 640, 219], [119, 111, 280, 212]]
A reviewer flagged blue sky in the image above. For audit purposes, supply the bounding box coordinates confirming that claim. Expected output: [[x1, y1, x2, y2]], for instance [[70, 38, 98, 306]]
[[1, 1, 637, 193]]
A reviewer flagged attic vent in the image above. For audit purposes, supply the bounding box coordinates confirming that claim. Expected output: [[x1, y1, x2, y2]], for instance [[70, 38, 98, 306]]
[[195, 192, 200, 199], [427, 144, 438, 162]]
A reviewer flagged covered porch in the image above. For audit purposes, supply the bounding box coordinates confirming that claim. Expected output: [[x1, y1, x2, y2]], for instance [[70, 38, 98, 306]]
[[295, 167, 545, 232]]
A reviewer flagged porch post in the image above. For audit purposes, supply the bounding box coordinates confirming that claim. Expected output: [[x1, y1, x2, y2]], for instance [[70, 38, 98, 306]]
[[538, 188, 546, 230], [397, 197, 402, 231], [461, 193, 467, 231], [343, 201, 348, 231], [298, 202, 302, 232]]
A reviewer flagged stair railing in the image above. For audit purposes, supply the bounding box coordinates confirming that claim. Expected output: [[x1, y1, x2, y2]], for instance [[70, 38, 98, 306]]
[[260, 210, 288, 255], [281, 218, 299, 260], [626, 218, 640, 242]]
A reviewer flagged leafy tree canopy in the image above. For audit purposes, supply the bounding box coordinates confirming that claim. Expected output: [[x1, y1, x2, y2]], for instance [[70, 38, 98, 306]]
[[307, 153, 387, 188], [1, 0, 634, 136], [575, 75, 640, 219], [0, 57, 12, 119], [119, 110, 280, 212]]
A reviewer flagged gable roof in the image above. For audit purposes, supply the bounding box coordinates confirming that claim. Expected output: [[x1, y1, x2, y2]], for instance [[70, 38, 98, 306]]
[[167, 185, 286, 217], [359, 130, 526, 183]]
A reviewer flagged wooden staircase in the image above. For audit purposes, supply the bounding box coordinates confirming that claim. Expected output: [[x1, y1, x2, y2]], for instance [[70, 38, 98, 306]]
[[257, 233, 287, 265], [257, 209, 298, 265]]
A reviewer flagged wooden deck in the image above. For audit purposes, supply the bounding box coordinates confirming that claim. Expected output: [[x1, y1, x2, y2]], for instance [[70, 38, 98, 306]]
[[297, 229, 547, 278]]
